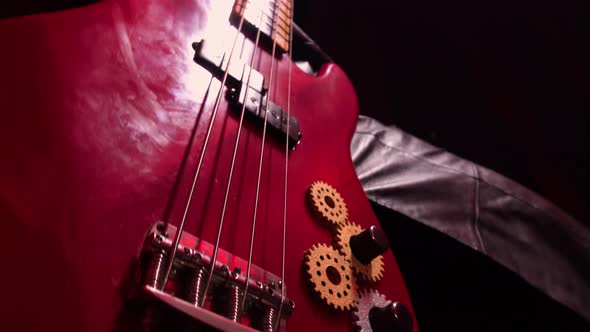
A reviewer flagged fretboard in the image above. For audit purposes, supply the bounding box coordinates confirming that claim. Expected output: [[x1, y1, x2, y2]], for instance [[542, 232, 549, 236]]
[[233, 0, 293, 53]]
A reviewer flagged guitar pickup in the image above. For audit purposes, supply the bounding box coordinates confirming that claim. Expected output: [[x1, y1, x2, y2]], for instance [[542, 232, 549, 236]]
[[229, 83, 301, 148], [192, 40, 301, 148]]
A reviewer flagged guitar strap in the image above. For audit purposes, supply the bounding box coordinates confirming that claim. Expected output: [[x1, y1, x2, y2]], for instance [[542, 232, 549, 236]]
[[351, 114, 590, 322]]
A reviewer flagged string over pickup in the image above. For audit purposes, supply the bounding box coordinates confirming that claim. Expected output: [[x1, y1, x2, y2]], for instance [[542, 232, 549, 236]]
[[192, 40, 302, 148]]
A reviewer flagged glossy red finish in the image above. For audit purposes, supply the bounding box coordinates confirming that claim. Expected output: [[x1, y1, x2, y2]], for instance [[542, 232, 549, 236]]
[[0, 0, 418, 331]]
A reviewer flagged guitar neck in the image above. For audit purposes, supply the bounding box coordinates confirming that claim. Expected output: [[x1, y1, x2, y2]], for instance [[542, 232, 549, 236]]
[[233, 0, 293, 53]]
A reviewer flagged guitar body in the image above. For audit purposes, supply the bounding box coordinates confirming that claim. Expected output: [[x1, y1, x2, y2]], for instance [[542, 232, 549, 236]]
[[0, 0, 417, 331]]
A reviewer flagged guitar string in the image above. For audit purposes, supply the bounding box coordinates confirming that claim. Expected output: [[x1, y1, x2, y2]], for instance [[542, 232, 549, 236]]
[[277, 0, 295, 329], [200, 8, 266, 306], [241, 5, 279, 310], [160, 5, 250, 289], [239, 2, 294, 323]]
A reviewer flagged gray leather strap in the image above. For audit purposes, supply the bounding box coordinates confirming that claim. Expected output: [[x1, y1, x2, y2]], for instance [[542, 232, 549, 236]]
[[351, 115, 590, 321]]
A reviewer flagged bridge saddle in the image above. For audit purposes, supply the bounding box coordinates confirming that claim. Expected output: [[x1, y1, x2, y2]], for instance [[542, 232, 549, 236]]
[[140, 222, 294, 332]]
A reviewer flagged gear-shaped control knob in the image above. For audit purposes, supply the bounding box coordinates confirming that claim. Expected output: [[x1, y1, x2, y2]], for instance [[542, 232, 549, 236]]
[[349, 225, 389, 265], [369, 302, 413, 332]]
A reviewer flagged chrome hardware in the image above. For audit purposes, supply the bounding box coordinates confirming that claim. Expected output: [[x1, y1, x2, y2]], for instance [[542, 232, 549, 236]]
[[140, 222, 294, 331], [262, 306, 278, 332], [186, 266, 208, 307], [192, 40, 302, 148], [226, 284, 243, 322], [144, 250, 168, 290]]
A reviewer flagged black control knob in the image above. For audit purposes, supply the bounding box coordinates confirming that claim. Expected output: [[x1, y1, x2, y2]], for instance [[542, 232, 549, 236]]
[[369, 302, 413, 332], [349, 225, 389, 264]]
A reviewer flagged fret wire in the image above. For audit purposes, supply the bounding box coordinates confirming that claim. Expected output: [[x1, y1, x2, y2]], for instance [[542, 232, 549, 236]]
[[242, 1, 291, 24], [246, 5, 289, 25], [239, 0, 292, 29], [239, 7, 288, 37], [252, 0, 290, 11], [238, 9, 289, 34], [242, 0, 271, 14], [274, 2, 292, 19], [239, 7, 290, 41], [249, 0, 291, 11], [240, 4, 275, 22]]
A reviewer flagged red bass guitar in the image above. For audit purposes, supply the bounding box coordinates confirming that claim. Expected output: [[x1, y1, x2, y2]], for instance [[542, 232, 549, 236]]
[[0, 0, 418, 331]]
